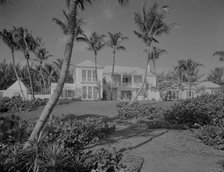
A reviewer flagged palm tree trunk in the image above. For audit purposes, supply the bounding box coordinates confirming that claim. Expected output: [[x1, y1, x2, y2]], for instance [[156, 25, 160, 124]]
[[153, 61, 156, 74], [110, 48, 115, 100], [94, 53, 100, 100], [11, 50, 26, 100], [23, 2, 78, 149], [130, 55, 150, 105], [26, 58, 35, 99], [39, 63, 47, 93]]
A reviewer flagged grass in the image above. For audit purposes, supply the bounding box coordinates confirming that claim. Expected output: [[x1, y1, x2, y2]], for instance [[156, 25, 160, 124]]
[[1, 100, 175, 122]]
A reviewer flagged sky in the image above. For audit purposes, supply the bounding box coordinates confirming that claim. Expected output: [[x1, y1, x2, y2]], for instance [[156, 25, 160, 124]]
[[0, 0, 224, 76]]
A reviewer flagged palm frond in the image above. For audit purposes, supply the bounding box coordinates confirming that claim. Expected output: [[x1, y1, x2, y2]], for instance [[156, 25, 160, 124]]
[[52, 18, 67, 34]]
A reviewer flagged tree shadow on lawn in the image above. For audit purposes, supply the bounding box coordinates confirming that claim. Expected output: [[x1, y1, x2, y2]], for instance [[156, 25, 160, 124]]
[[87, 122, 169, 151], [61, 113, 118, 122]]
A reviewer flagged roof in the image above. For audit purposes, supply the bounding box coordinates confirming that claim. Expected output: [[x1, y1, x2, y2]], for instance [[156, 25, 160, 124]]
[[197, 81, 221, 88], [7, 80, 28, 91], [103, 65, 154, 75], [180, 81, 221, 89], [76, 60, 103, 68]]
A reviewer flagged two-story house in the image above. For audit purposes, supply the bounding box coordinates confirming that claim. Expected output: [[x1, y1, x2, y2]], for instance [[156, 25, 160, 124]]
[[102, 65, 159, 101], [51, 60, 103, 100], [51, 60, 160, 101]]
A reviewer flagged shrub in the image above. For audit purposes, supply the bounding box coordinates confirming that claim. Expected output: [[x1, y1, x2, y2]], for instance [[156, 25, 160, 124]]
[[0, 115, 119, 172], [117, 102, 165, 120], [164, 94, 224, 128], [0, 96, 48, 113], [196, 125, 224, 150]]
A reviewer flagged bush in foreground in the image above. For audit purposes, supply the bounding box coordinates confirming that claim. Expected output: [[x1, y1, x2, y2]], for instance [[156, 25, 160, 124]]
[[0, 115, 125, 172], [164, 94, 224, 128], [117, 102, 165, 121]]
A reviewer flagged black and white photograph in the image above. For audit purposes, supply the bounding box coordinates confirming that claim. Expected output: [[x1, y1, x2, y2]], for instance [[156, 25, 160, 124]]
[[0, 0, 224, 171]]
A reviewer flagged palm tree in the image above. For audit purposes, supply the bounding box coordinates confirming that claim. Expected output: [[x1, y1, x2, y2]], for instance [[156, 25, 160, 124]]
[[130, 2, 173, 104], [0, 29, 26, 100], [149, 46, 167, 74], [24, 0, 94, 149], [80, 32, 106, 100], [24, 0, 130, 149], [33, 48, 53, 93], [107, 32, 128, 100], [207, 67, 224, 85], [11, 27, 39, 99], [175, 59, 203, 94], [213, 50, 224, 61], [174, 60, 187, 83]]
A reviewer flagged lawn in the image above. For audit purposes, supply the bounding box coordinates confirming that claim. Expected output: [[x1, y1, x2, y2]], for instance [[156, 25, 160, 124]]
[[1, 100, 175, 122]]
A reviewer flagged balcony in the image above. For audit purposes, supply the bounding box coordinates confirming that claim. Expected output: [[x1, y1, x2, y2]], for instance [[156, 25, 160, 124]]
[[112, 82, 142, 88]]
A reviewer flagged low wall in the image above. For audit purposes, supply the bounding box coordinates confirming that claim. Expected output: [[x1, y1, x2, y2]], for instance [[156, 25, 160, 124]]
[[28, 94, 51, 100]]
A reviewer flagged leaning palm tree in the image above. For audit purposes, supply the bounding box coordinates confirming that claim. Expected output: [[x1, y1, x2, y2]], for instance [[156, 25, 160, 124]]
[[80, 32, 106, 100], [149, 46, 167, 74], [11, 27, 39, 99], [24, 0, 94, 149], [130, 2, 174, 104], [107, 32, 128, 100], [213, 50, 224, 61], [0, 29, 26, 100], [33, 48, 53, 93], [24, 0, 130, 149]]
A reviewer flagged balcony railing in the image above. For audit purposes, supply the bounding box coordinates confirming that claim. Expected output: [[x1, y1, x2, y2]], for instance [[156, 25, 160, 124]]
[[112, 82, 142, 87]]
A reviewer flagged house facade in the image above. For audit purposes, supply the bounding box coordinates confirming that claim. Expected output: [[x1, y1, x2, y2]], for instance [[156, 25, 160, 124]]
[[102, 65, 160, 101], [51, 60, 103, 100], [0, 80, 28, 100], [50, 59, 160, 101], [165, 81, 222, 100]]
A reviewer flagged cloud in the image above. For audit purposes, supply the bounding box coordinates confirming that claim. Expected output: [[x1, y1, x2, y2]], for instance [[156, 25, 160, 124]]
[[102, 9, 114, 20]]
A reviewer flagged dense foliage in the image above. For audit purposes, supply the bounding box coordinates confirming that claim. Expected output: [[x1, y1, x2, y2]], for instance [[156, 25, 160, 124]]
[[0, 115, 123, 172], [0, 96, 81, 113], [196, 125, 224, 150], [117, 101, 165, 121], [0, 59, 73, 94], [164, 94, 224, 127], [0, 96, 47, 112]]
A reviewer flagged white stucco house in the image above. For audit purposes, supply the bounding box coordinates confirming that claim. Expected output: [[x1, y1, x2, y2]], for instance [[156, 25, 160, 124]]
[[165, 81, 222, 100], [102, 65, 159, 101], [0, 80, 28, 100], [50, 59, 160, 101], [51, 60, 103, 100]]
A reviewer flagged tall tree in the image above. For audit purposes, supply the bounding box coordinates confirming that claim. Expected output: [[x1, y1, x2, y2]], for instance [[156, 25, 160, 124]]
[[107, 32, 128, 100], [33, 47, 53, 93], [0, 29, 26, 100], [149, 46, 167, 74], [80, 32, 106, 100], [11, 27, 39, 99], [207, 67, 224, 85], [24, 0, 130, 149], [131, 2, 173, 104], [24, 0, 94, 149], [175, 59, 203, 94], [213, 50, 224, 61]]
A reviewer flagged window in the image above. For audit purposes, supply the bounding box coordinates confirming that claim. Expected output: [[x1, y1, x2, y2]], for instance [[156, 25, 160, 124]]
[[65, 90, 73, 98], [87, 70, 91, 82], [82, 86, 87, 99], [187, 91, 194, 98], [93, 71, 96, 82], [88, 86, 92, 99], [93, 86, 98, 99], [82, 70, 86, 81]]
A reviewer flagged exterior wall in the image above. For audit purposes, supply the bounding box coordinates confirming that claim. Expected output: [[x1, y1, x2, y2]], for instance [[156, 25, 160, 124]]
[[51, 83, 76, 99], [147, 90, 160, 101], [74, 66, 103, 100], [3, 88, 28, 99]]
